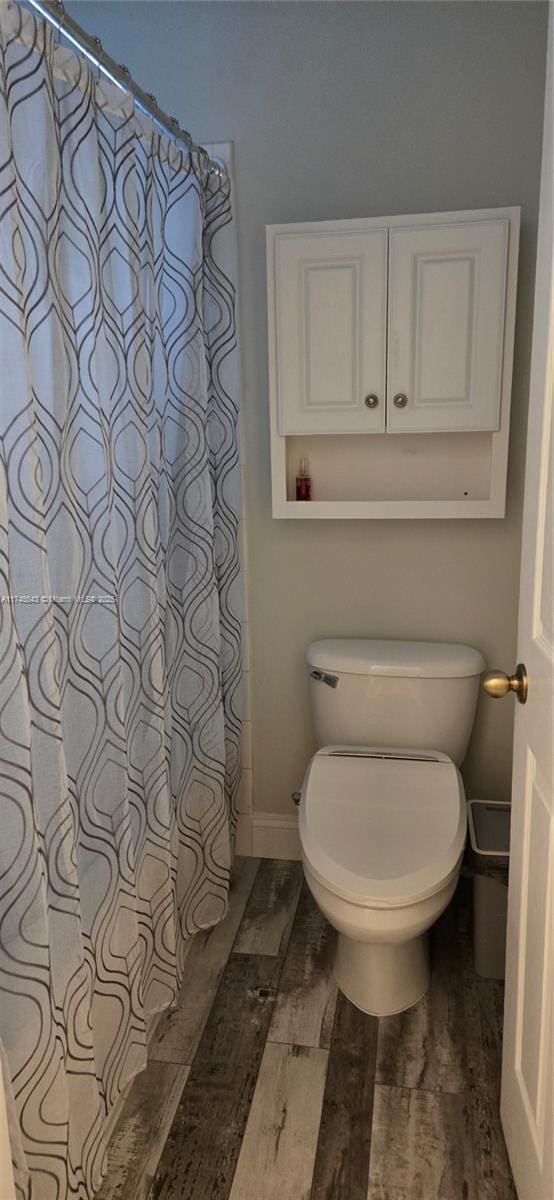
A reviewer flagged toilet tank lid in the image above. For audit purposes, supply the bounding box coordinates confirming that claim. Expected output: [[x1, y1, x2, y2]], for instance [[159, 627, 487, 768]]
[[307, 639, 485, 679]]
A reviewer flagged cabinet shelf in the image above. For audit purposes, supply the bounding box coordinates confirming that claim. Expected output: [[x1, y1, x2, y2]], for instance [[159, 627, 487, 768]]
[[278, 497, 505, 519]]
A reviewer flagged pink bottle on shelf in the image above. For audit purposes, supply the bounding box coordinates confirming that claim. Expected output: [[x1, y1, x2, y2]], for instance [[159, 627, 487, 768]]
[[296, 457, 311, 501]]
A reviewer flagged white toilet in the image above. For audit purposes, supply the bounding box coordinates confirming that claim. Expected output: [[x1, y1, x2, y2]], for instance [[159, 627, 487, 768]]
[[298, 638, 485, 1017]]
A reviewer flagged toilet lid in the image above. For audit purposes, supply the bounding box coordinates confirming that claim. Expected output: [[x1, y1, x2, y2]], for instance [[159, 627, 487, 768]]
[[299, 747, 466, 908]]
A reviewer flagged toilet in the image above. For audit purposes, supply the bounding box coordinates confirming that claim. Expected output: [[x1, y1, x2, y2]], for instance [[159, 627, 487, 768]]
[[299, 638, 485, 1017]]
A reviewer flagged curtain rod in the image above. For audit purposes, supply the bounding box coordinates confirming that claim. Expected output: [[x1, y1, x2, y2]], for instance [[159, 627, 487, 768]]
[[22, 0, 226, 178]]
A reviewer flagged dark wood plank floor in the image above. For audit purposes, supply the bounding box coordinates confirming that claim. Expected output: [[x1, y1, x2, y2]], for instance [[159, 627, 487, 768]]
[[97, 858, 516, 1200]]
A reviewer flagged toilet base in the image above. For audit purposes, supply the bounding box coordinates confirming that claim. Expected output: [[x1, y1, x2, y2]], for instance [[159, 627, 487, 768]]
[[334, 931, 430, 1016]]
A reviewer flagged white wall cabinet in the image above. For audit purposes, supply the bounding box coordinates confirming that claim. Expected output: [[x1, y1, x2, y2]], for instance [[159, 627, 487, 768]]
[[275, 228, 387, 433], [387, 220, 509, 433], [267, 207, 520, 518]]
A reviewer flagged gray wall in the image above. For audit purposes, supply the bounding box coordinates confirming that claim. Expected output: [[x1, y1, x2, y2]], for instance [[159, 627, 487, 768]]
[[68, 0, 548, 813]]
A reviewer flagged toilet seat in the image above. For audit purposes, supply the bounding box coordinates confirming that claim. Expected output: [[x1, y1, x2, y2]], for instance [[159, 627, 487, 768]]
[[299, 746, 466, 909]]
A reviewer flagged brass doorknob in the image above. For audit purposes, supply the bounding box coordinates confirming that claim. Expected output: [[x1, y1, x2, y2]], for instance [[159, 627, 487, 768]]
[[482, 663, 528, 704]]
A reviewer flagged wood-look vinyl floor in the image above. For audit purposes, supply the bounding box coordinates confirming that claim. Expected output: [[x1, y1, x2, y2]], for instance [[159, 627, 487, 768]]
[[97, 858, 516, 1200]]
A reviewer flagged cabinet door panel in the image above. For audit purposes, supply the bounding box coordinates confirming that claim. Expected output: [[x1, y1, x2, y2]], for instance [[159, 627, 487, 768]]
[[274, 228, 387, 433], [387, 220, 509, 432]]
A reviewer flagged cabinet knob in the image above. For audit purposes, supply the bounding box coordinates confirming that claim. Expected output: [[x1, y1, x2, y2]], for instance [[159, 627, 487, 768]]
[[364, 394, 379, 409], [393, 393, 408, 408]]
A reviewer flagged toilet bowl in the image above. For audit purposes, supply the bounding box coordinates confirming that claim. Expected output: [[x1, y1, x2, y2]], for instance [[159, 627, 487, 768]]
[[299, 746, 467, 1015]]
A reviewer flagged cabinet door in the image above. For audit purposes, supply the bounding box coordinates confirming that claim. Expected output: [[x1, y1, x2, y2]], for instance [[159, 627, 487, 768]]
[[273, 227, 387, 433], [387, 219, 509, 432]]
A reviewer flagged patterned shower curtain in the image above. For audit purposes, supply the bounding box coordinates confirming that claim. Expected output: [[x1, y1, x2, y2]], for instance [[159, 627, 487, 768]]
[[0, 3, 241, 1197]]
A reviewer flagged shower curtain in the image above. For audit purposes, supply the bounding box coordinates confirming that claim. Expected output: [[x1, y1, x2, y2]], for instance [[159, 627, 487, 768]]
[[0, 4, 241, 1197]]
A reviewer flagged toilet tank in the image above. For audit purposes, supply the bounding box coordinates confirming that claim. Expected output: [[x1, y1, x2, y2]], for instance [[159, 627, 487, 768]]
[[307, 639, 485, 767]]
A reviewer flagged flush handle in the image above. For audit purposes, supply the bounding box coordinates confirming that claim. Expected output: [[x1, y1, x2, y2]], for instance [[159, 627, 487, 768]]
[[310, 669, 339, 688], [482, 663, 528, 704]]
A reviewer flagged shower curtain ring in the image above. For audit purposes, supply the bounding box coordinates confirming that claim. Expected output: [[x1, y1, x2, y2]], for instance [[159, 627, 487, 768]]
[[90, 34, 104, 74], [48, 0, 65, 40], [169, 117, 193, 150]]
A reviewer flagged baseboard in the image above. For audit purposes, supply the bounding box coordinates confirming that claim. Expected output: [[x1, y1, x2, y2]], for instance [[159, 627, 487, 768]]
[[103, 1005, 167, 1142], [250, 811, 301, 860], [235, 812, 253, 856], [104, 1076, 133, 1143]]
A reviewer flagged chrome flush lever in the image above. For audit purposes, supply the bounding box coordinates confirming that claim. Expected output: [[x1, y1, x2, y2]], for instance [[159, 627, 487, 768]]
[[310, 669, 339, 688]]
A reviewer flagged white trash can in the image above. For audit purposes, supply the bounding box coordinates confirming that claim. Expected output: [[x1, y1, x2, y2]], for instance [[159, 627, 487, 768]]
[[467, 800, 511, 980]]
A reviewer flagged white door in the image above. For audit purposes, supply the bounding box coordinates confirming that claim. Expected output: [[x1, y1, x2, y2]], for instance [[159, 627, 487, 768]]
[[272, 227, 387, 434], [500, 11, 553, 1199], [387, 218, 509, 432]]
